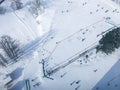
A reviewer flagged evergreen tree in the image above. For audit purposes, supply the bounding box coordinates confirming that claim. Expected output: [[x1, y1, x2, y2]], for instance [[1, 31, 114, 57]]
[[96, 27, 120, 54]]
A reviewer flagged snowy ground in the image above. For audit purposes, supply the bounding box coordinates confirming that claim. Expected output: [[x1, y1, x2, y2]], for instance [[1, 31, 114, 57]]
[[1, 0, 120, 90]]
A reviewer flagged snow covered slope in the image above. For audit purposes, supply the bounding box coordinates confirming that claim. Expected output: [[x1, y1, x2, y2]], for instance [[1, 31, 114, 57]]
[[36, 0, 120, 90], [42, 0, 120, 71], [0, 8, 38, 43], [1, 0, 120, 90]]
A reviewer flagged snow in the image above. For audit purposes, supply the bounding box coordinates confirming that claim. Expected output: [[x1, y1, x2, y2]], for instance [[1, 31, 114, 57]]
[[1, 0, 120, 90], [0, 8, 38, 44]]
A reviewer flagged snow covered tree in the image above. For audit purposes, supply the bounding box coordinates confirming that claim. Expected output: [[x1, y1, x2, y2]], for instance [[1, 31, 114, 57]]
[[96, 27, 120, 54], [0, 35, 21, 62], [29, 0, 44, 17], [10, 0, 23, 10]]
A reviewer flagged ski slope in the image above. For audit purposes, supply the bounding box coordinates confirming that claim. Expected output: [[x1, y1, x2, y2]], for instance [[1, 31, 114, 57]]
[[1, 0, 120, 90], [35, 0, 120, 90]]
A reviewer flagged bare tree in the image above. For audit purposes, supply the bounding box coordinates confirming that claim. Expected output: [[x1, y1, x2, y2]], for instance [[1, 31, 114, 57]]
[[0, 53, 7, 67], [0, 35, 21, 62]]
